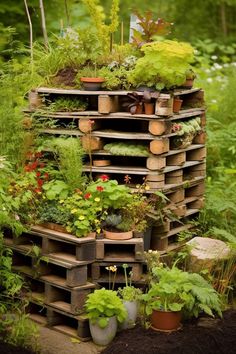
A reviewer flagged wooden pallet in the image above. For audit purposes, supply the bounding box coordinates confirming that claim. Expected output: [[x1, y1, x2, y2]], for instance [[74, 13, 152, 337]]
[[9, 246, 91, 287], [96, 237, 144, 262], [47, 306, 91, 341]]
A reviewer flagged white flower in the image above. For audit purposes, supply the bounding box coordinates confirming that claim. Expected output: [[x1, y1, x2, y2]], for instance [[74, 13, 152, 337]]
[[211, 55, 218, 60], [213, 63, 222, 70], [211, 99, 217, 103], [205, 69, 211, 73], [223, 63, 229, 68], [206, 78, 213, 83], [231, 62, 236, 67]]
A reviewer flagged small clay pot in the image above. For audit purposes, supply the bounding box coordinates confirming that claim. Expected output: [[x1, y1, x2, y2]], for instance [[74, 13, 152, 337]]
[[40, 222, 68, 234], [182, 78, 194, 88], [103, 229, 133, 240], [93, 159, 111, 167], [80, 77, 105, 91], [173, 98, 183, 114], [151, 310, 182, 332], [144, 102, 155, 115]]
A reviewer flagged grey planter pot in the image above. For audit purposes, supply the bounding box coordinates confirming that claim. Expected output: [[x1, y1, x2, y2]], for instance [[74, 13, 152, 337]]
[[120, 300, 138, 330], [89, 316, 117, 346]]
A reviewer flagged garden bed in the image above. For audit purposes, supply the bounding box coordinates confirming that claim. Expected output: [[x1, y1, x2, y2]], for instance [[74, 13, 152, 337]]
[[102, 309, 236, 354]]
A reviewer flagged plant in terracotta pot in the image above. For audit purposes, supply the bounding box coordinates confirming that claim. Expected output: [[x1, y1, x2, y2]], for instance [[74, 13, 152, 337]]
[[183, 68, 196, 88], [37, 200, 71, 233], [142, 265, 222, 332], [76, 65, 105, 91], [84, 288, 127, 346], [118, 264, 142, 329]]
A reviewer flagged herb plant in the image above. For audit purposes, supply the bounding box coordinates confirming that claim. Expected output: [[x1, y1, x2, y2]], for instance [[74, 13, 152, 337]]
[[47, 97, 88, 112]]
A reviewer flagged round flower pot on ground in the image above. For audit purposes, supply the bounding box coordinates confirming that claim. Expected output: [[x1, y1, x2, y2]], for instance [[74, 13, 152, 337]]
[[89, 316, 117, 346], [80, 77, 105, 91], [150, 309, 182, 332], [103, 229, 133, 240]]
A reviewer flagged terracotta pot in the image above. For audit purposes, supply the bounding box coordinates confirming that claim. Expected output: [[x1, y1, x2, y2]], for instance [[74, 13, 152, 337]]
[[133, 104, 143, 115], [80, 77, 105, 91], [183, 78, 194, 88], [144, 103, 155, 115], [87, 232, 96, 239], [93, 159, 111, 167], [151, 310, 182, 331], [103, 229, 133, 240], [173, 98, 183, 114], [40, 222, 68, 234]]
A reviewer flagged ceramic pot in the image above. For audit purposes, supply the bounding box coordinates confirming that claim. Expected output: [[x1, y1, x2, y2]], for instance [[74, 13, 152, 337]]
[[182, 78, 194, 88], [173, 98, 183, 113], [80, 77, 105, 91], [103, 229, 133, 240], [89, 316, 117, 346], [144, 102, 155, 115], [151, 310, 181, 331], [120, 300, 138, 330]]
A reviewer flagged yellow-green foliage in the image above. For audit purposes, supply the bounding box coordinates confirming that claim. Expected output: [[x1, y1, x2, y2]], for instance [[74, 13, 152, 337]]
[[129, 40, 194, 90], [82, 0, 119, 53]]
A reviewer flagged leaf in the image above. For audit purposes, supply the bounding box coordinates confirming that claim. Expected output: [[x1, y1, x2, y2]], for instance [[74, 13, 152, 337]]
[[70, 337, 81, 344]]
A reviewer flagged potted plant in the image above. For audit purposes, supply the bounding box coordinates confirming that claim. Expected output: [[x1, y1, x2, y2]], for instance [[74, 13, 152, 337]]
[[37, 200, 71, 233], [102, 212, 134, 240], [118, 264, 142, 329], [76, 65, 105, 91], [173, 95, 183, 114], [142, 265, 222, 332], [183, 69, 196, 88], [84, 288, 127, 346]]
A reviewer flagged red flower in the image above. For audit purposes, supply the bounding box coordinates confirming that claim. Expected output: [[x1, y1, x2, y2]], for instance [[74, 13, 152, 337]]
[[36, 171, 41, 177], [100, 175, 109, 182], [34, 188, 42, 193], [44, 172, 49, 180], [31, 161, 38, 170], [124, 175, 131, 184], [84, 193, 91, 199], [37, 179, 44, 187], [39, 163, 45, 168], [96, 186, 104, 192]]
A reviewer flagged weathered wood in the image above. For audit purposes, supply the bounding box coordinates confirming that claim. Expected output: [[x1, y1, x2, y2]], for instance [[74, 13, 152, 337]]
[[167, 152, 186, 166], [81, 135, 104, 151], [78, 119, 101, 133], [146, 156, 166, 170], [149, 138, 169, 154], [187, 147, 206, 161], [148, 121, 167, 135], [167, 188, 185, 203], [165, 170, 183, 184], [185, 182, 205, 197]]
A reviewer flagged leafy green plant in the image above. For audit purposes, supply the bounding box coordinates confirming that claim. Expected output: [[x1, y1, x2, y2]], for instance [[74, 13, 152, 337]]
[[85, 288, 127, 329], [142, 265, 222, 318], [38, 200, 71, 225], [42, 179, 70, 201], [50, 137, 86, 191], [104, 142, 149, 157], [128, 40, 194, 90], [47, 97, 88, 112]]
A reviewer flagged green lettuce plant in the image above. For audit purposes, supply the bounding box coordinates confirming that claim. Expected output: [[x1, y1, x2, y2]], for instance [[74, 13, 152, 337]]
[[128, 40, 194, 90], [85, 288, 127, 328]]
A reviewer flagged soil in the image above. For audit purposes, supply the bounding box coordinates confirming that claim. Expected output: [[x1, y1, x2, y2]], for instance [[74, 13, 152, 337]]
[[0, 341, 35, 354], [51, 67, 78, 87], [102, 309, 236, 354]]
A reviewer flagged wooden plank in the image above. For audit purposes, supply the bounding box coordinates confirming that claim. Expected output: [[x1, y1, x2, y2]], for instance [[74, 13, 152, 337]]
[[36, 87, 200, 97]]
